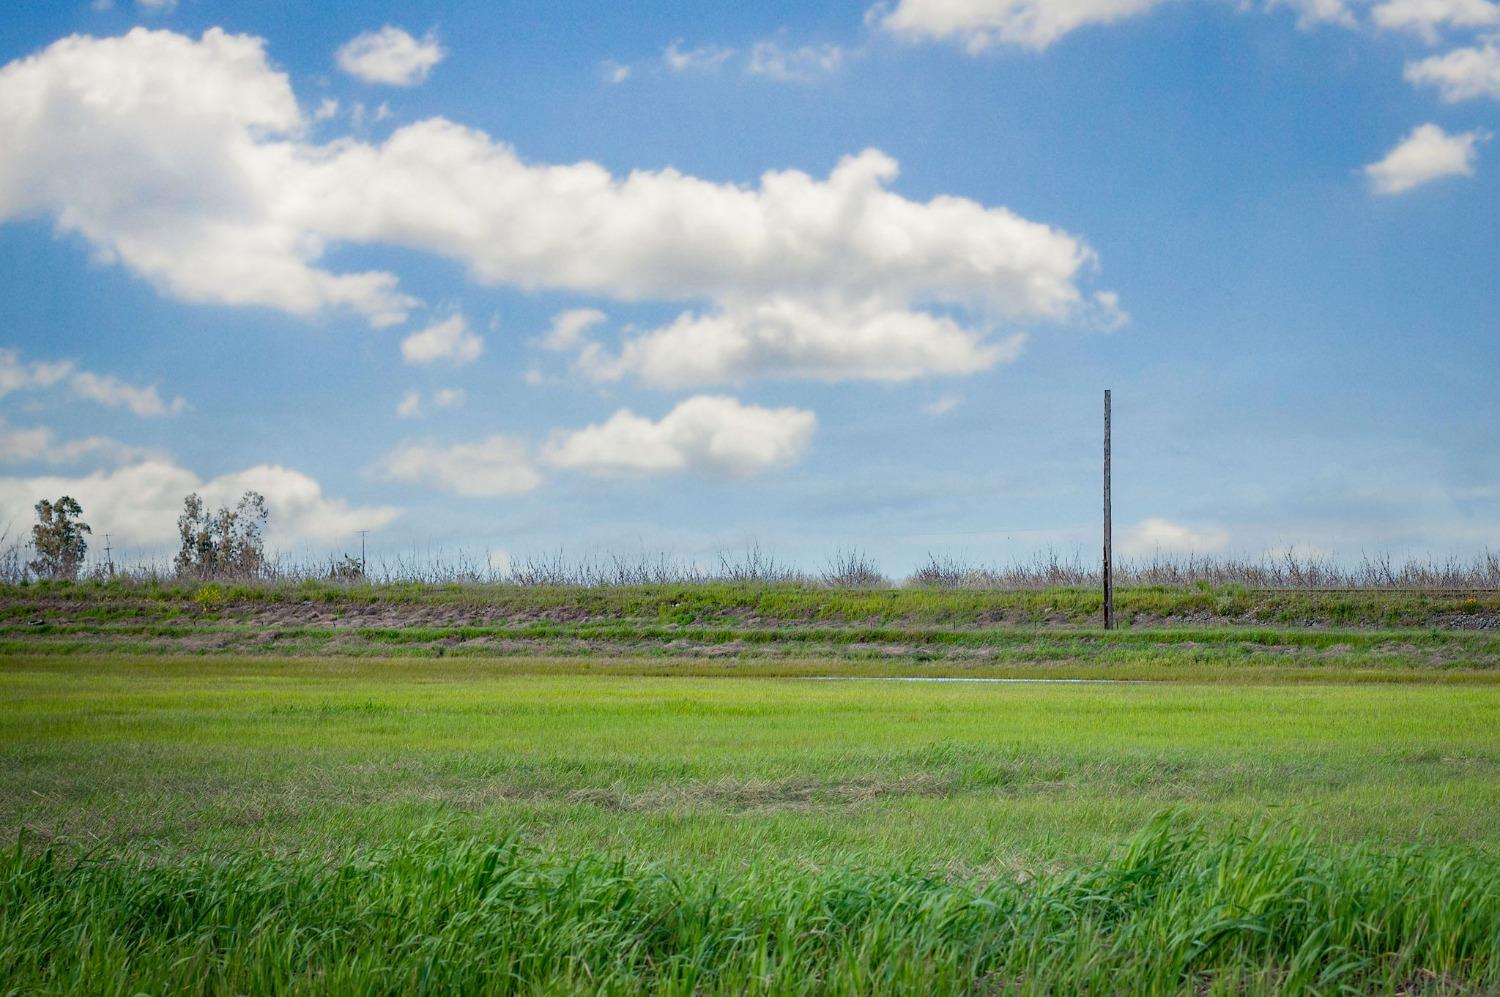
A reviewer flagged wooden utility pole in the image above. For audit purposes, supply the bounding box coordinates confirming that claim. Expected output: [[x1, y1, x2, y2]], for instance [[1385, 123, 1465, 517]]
[[1103, 390, 1114, 630]]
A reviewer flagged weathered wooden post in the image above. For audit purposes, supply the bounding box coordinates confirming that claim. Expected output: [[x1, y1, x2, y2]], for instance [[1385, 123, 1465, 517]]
[[1103, 389, 1114, 630]]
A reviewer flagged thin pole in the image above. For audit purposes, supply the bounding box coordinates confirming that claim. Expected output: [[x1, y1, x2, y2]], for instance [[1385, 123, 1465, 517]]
[[357, 530, 368, 576], [1103, 390, 1114, 630]]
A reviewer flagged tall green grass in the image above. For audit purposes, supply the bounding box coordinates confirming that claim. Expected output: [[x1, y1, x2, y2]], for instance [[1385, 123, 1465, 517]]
[[3, 820, 1496, 994]]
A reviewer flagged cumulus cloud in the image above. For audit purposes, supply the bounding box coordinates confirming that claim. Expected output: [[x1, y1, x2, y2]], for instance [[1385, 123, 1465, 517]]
[[395, 390, 422, 419], [876, 0, 1173, 52], [1119, 517, 1230, 557], [0, 349, 186, 416], [400, 315, 484, 366], [0, 459, 397, 548], [432, 387, 466, 408], [924, 394, 963, 416], [69, 370, 187, 417], [577, 298, 1027, 387], [336, 26, 444, 86], [600, 60, 632, 84], [1406, 40, 1500, 101], [0, 28, 1112, 382], [663, 39, 735, 73], [542, 396, 815, 478], [372, 435, 542, 497], [1373, 0, 1500, 41], [748, 41, 847, 82], [0, 350, 72, 398], [0, 419, 156, 466], [540, 308, 607, 351], [0, 28, 416, 327], [1267, 0, 1358, 29], [1365, 123, 1488, 194]]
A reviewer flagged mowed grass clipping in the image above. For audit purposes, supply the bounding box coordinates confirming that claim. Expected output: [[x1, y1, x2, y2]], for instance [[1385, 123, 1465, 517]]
[[4, 820, 1498, 994], [3, 656, 1498, 865]]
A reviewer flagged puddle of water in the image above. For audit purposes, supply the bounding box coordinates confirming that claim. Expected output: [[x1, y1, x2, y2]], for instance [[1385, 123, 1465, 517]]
[[799, 676, 1136, 684]]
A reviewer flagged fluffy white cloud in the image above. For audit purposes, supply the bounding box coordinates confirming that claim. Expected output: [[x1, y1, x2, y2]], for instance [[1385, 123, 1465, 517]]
[[400, 315, 484, 366], [432, 387, 466, 408], [663, 40, 735, 73], [540, 308, 607, 351], [395, 390, 422, 419], [0, 28, 416, 327], [876, 0, 1173, 52], [578, 297, 1027, 387], [1365, 123, 1488, 194], [372, 435, 542, 496], [0, 350, 72, 398], [0, 28, 1111, 383], [748, 41, 847, 82], [1406, 41, 1500, 101], [1119, 517, 1230, 556], [543, 396, 815, 478], [600, 60, 631, 84], [0, 459, 398, 548], [0, 419, 155, 466], [1374, 0, 1500, 40], [0, 349, 185, 416], [336, 27, 444, 86], [69, 370, 187, 417]]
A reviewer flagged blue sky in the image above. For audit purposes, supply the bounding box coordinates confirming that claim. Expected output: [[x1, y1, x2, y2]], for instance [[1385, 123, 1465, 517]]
[[0, 0, 1496, 573]]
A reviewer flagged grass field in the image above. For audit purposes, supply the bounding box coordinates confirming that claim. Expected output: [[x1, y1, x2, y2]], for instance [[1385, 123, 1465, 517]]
[[3, 584, 1499, 992]]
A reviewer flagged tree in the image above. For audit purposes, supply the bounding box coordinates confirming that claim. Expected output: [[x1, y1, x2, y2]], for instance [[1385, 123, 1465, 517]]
[[174, 491, 269, 579], [29, 496, 90, 580]]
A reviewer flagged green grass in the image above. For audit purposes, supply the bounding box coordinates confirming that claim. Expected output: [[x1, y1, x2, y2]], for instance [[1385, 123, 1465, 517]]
[[4, 652, 1498, 992], [4, 819, 1498, 995], [9, 578, 1500, 627], [4, 655, 1498, 865]]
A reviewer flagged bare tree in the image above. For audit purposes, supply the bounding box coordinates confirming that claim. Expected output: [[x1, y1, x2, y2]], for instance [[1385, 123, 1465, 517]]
[[174, 491, 269, 579], [29, 496, 90, 580]]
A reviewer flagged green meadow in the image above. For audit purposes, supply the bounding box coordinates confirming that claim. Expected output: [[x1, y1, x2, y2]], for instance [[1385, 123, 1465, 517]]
[[3, 584, 1499, 992]]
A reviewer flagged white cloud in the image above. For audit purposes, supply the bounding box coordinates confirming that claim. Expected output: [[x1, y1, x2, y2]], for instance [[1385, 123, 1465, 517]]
[[0, 459, 398, 548], [876, 0, 1173, 52], [0, 419, 155, 466], [663, 39, 735, 73], [0, 350, 72, 398], [400, 315, 483, 366], [1373, 0, 1500, 42], [748, 41, 847, 83], [137, 0, 176, 11], [600, 60, 631, 84], [1267, 0, 1358, 29], [372, 435, 543, 497], [1405, 41, 1500, 101], [543, 396, 815, 478], [69, 370, 187, 417], [577, 297, 1027, 387], [1364, 123, 1488, 194], [313, 97, 340, 122], [0, 28, 416, 327], [395, 390, 422, 419], [0, 29, 1111, 382], [432, 387, 466, 408], [0, 349, 185, 416], [540, 308, 607, 351], [925, 394, 963, 416], [1119, 517, 1230, 557], [336, 26, 444, 86]]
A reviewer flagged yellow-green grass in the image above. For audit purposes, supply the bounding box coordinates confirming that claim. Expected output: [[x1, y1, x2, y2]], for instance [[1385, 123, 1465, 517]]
[[4, 655, 1497, 871]]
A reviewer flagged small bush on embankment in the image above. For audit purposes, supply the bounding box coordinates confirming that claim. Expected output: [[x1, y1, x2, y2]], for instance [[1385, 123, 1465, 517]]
[[3, 820, 1496, 994]]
